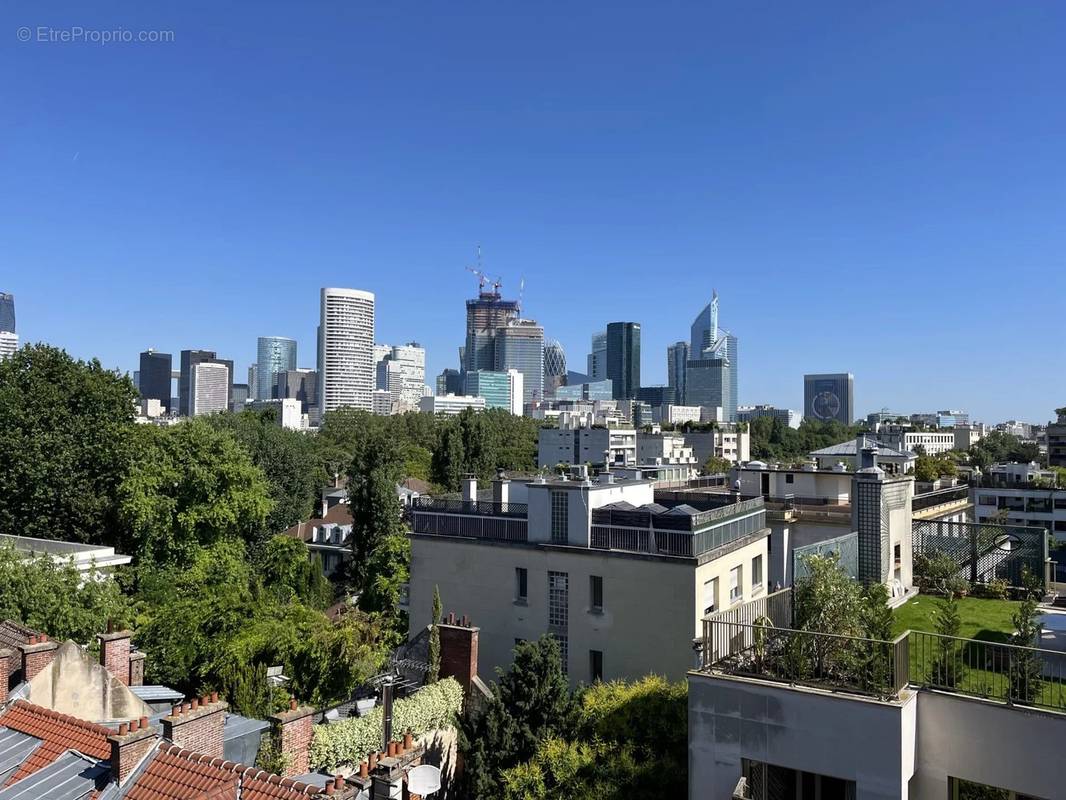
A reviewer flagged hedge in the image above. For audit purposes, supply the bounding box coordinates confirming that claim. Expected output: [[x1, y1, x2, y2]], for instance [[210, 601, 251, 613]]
[[310, 678, 463, 770]]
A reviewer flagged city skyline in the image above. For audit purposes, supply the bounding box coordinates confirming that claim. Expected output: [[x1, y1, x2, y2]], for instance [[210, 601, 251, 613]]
[[5, 3, 1066, 421]]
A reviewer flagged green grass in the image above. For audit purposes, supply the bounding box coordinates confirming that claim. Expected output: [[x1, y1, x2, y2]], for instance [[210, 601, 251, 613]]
[[892, 595, 1021, 643]]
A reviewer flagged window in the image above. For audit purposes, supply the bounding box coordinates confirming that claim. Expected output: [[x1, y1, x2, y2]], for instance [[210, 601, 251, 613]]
[[548, 571, 568, 628], [751, 555, 763, 591], [1055, 520, 1066, 532], [979, 495, 997, 506], [550, 491, 569, 544], [785, 473, 794, 484], [702, 578, 718, 615], [894, 543, 901, 565], [589, 575, 603, 611], [589, 650, 603, 682], [515, 567, 528, 602], [1055, 498, 1066, 510], [729, 565, 742, 603]]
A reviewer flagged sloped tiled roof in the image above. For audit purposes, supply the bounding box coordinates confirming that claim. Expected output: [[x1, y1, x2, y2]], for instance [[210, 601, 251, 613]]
[[0, 622, 37, 652], [0, 701, 113, 785], [125, 745, 320, 800], [281, 505, 352, 544]]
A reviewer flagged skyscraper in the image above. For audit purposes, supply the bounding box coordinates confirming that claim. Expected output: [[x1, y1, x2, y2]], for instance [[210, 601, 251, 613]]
[[190, 362, 230, 416], [690, 291, 738, 421], [436, 368, 463, 396], [179, 350, 233, 416], [376, 342, 427, 409], [666, 341, 689, 406], [543, 340, 566, 398], [587, 331, 607, 381], [138, 350, 173, 414], [0, 293, 14, 333], [685, 357, 731, 416], [605, 322, 640, 400], [464, 287, 519, 374], [256, 337, 297, 400], [0, 292, 16, 361], [277, 368, 319, 415], [319, 287, 375, 415], [494, 320, 544, 407], [804, 373, 855, 425]]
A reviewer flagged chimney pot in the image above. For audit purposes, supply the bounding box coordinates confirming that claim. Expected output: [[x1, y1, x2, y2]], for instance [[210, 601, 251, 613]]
[[129, 719, 139, 732], [107, 620, 114, 634], [334, 776, 345, 790], [118, 723, 129, 736], [182, 702, 191, 713], [289, 697, 298, 711], [201, 694, 210, 706], [324, 784, 334, 796], [403, 731, 413, 749], [171, 705, 181, 717], [387, 741, 396, 757], [368, 753, 378, 770], [191, 698, 199, 710], [461, 615, 469, 627], [359, 761, 369, 779], [40, 634, 47, 643], [28, 635, 37, 646], [139, 716, 148, 728], [210, 691, 219, 703]]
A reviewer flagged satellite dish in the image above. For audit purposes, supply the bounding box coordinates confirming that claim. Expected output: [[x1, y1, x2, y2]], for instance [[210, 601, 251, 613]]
[[407, 764, 442, 795]]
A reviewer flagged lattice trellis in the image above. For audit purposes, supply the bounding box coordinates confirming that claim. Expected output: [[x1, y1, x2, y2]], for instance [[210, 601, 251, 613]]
[[912, 519, 1047, 588]]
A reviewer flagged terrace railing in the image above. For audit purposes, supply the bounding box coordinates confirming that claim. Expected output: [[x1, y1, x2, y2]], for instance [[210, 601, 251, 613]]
[[697, 621, 1066, 714], [410, 498, 528, 517], [911, 485, 971, 513]]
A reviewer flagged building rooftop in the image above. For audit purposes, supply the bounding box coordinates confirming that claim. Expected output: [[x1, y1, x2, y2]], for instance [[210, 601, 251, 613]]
[[0, 701, 113, 783], [808, 437, 910, 459]]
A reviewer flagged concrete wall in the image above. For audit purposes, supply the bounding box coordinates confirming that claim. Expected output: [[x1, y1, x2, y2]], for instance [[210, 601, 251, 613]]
[[911, 691, 1064, 799], [409, 535, 702, 684], [24, 641, 153, 722], [738, 469, 852, 501], [766, 519, 851, 588], [688, 672, 916, 800]]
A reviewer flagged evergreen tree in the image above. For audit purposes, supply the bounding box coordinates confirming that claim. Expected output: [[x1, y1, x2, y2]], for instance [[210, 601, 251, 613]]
[[346, 427, 405, 594], [459, 637, 577, 800], [1009, 594, 1043, 704], [932, 592, 963, 688], [428, 585, 442, 683], [860, 582, 896, 692]]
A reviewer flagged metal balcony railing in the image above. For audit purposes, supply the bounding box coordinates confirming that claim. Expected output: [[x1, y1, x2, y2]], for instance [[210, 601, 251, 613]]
[[410, 497, 528, 517]]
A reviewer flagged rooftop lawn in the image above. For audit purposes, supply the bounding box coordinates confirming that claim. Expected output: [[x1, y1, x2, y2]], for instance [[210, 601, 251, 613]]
[[892, 595, 1022, 644]]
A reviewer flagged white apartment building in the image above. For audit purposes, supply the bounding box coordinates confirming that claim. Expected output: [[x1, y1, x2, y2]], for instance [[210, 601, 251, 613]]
[[418, 393, 487, 416], [189, 361, 229, 416], [319, 287, 375, 415], [682, 427, 751, 465], [953, 425, 983, 450], [375, 342, 426, 410], [636, 431, 699, 471], [538, 416, 637, 467], [506, 369, 524, 416], [372, 388, 395, 416], [0, 331, 17, 360], [875, 426, 957, 455], [655, 404, 703, 425], [973, 462, 1066, 541], [408, 470, 770, 684]]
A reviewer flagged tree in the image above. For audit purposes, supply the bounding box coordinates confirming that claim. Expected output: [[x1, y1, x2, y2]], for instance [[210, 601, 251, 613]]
[[0, 344, 137, 544], [346, 426, 405, 594], [118, 420, 275, 566], [1009, 594, 1043, 704], [931, 591, 963, 688], [459, 637, 578, 800], [205, 410, 323, 541], [260, 535, 333, 609], [859, 582, 896, 692], [914, 453, 958, 482], [0, 542, 131, 643], [789, 553, 864, 681], [427, 585, 442, 683], [702, 456, 733, 475]]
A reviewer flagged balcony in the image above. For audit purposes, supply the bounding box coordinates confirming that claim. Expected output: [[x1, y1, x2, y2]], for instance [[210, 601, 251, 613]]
[[409, 497, 528, 543], [911, 484, 970, 513], [410, 497, 527, 517]]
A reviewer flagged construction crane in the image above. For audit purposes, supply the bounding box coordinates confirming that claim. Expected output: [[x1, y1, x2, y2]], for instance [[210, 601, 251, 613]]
[[465, 245, 502, 293]]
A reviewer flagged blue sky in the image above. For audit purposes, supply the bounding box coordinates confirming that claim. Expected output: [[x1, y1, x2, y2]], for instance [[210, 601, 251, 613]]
[[2, 1, 1064, 423]]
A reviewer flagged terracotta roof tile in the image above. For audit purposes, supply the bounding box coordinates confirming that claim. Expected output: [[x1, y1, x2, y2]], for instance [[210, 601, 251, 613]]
[[125, 745, 320, 800], [0, 700, 113, 784]]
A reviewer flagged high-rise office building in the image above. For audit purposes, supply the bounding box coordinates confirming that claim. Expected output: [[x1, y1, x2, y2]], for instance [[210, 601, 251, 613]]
[[376, 342, 426, 409], [803, 373, 855, 425], [464, 287, 519, 374], [690, 292, 738, 422], [436, 368, 463, 396], [667, 341, 689, 406], [232, 383, 250, 410], [494, 320, 544, 407], [179, 350, 233, 416], [277, 368, 319, 415], [685, 358, 731, 415], [138, 350, 173, 414], [543, 340, 566, 398], [256, 337, 297, 401], [190, 362, 230, 416], [464, 369, 523, 415], [587, 331, 607, 381], [605, 322, 640, 401], [0, 292, 17, 360], [319, 288, 375, 415], [0, 293, 14, 333]]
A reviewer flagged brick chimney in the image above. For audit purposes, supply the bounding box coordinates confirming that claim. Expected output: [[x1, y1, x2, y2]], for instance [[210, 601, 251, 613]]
[[98, 627, 132, 685], [267, 698, 315, 777], [161, 693, 228, 758], [128, 650, 146, 687], [0, 648, 14, 705], [108, 717, 156, 784], [19, 635, 58, 682], [438, 616, 479, 697]]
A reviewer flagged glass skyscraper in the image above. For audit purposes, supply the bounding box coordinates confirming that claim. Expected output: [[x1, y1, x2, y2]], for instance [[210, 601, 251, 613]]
[[666, 341, 689, 405], [256, 336, 298, 400], [464, 370, 513, 411], [605, 322, 640, 401], [685, 358, 731, 413], [0, 293, 14, 333], [494, 320, 544, 406], [804, 373, 855, 425], [138, 349, 173, 414], [690, 292, 738, 421], [464, 289, 519, 373]]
